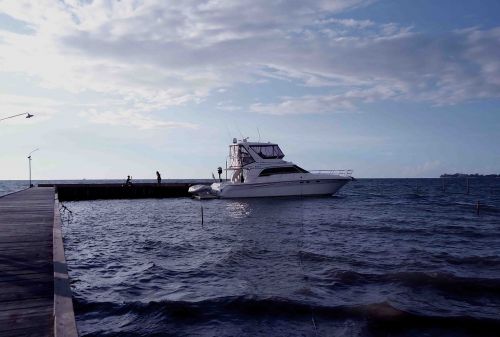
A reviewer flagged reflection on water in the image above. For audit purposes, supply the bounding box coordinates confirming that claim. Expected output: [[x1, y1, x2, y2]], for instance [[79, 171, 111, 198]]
[[225, 200, 252, 219]]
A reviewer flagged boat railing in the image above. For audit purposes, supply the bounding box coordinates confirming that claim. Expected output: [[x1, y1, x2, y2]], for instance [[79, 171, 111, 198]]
[[309, 169, 353, 177]]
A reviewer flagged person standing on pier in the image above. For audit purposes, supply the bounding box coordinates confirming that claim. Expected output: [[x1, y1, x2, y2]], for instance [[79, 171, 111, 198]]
[[156, 171, 162, 184]]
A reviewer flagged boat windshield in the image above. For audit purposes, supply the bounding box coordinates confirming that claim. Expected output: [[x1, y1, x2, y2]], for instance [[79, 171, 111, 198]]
[[249, 145, 285, 159], [229, 145, 255, 167]]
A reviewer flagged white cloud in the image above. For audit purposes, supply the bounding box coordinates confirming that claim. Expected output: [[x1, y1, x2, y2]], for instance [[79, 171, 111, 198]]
[[251, 93, 357, 115], [0, 0, 499, 120], [250, 83, 405, 114], [80, 108, 198, 130], [216, 100, 242, 112], [317, 18, 374, 29]]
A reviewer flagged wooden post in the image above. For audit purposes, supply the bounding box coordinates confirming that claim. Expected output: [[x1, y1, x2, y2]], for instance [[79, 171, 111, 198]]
[[201, 204, 204, 226]]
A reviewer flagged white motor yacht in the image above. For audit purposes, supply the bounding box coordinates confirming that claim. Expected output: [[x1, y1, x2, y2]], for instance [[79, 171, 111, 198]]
[[189, 138, 353, 198]]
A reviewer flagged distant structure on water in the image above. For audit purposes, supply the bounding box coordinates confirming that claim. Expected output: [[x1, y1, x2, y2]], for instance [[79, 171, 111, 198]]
[[440, 173, 500, 178]]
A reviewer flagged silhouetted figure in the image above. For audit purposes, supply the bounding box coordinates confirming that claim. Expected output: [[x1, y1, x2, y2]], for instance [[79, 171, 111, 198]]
[[125, 175, 132, 186], [156, 171, 162, 184], [217, 167, 223, 182]]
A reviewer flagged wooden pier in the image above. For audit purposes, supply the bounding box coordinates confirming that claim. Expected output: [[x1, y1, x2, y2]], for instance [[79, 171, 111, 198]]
[[0, 188, 77, 337]]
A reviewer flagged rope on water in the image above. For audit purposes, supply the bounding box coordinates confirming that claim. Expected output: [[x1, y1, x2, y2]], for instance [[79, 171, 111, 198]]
[[298, 188, 319, 337]]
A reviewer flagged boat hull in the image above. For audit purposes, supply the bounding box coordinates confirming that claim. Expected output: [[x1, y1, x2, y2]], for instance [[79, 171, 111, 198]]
[[213, 178, 350, 198]]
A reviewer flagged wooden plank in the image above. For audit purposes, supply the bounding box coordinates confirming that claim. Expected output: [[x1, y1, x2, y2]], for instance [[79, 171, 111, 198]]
[[0, 298, 53, 313], [0, 259, 53, 270], [0, 268, 50, 276], [0, 272, 53, 283], [0, 312, 52, 334], [0, 235, 53, 243], [0, 240, 51, 247], [0, 247, 52, 255], [0, 251, 51, 258], [0, 305, 53, 320], [0, 262, 52, 272], [0, 325, 52, 337], [0, 188, 55, 337], [0, 289, 52, 303]]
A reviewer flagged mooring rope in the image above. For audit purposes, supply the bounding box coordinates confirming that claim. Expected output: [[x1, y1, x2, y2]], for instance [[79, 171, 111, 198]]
[[59, 202, 74, 224], [298, 185, 319, 336]]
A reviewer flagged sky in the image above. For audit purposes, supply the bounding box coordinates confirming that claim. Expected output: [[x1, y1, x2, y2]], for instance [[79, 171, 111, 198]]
[[0, 0, 499, 179]]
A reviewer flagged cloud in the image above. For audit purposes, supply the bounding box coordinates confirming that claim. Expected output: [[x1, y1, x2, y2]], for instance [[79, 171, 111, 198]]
[[254, 27, 500, 114], [80, 108, 198, 130], [1, 0, 499, 120], [251, 94, 356, 115], [216, 100, 242, 112], [324, 18, 375, 29], [250, 83, 406, 114]]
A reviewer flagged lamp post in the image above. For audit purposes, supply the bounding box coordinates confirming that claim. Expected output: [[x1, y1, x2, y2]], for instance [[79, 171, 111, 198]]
[[0, 112, 34, 122], [28, 148, 39, 188]]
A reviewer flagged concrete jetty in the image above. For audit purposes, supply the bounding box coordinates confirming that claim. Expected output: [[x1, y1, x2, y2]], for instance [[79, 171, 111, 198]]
[[38, 182, 211, 201], [0, 188, 77, 337]]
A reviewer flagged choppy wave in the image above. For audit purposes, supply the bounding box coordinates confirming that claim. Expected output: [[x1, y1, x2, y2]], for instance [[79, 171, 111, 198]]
[[326, 270, 500, 295], [74, 296, 500, 337]]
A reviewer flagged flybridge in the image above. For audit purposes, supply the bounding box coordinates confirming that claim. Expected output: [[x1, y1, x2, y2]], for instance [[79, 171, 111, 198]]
[[229, 139, 287, 169]]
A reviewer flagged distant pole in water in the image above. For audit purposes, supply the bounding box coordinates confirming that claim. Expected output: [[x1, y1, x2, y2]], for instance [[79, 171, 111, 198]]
[[201, 204, 204, 226], [466, 178, 470, 195]]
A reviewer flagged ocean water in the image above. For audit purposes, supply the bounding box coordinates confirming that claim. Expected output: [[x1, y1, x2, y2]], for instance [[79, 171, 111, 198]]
[[3, 179, 500, 336]]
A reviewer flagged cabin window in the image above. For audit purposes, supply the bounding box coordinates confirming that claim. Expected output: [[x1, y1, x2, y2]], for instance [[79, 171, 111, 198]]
[[258, 165, 309, 176], [250, 145, 285, 159], [239, 146, 255, 166]]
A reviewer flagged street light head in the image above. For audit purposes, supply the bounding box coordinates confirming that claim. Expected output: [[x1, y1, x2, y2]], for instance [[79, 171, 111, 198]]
[[26, 113, 34, 119], [28, 148, 39, 156]]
